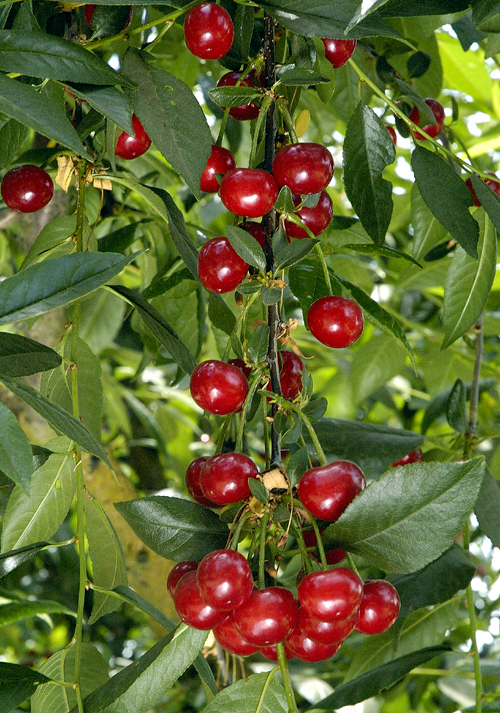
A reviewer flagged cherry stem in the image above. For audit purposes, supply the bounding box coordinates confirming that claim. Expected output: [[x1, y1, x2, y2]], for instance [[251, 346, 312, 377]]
[[269, 394, 328, 466], [235, 373, 262, 452], [345, 552, 362, 580], [276, 643, 299, 713], [315, 243, 333, 296], [293, 517, 314, 575], [310, 517, 328, 570], [258, 510, 271, 590]]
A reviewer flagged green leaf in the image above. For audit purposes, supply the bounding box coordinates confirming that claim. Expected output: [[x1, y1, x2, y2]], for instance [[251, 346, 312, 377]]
[[113, 585, 176, 633], [288, 260, 334, 319], [322, 459, 485, 572], [87, 5, 133, 39], [78, 289, 127, 355], [475, 468, 500, 549], [0, 117, 29, 167], [411, 146, 479, 257], [203, 671, 287, 713], [85, 497, 128, 624], [0, 377, 111, 467], [0, 401, 33, 492], [278, 67, 330, 85], [207, 293, 236, 336], [470, 173, 500, 233], [472, 0, 500, 32], [121, 48, 212, 198], [422, 378, 495, 434], [442, 210, 497, 348], [275, 237, 319, 270], [115, 496, 228, 561], [315, 646, 450, 709], [32, 644, 109, 713], [63, 84, 133, 134], [313, 418, 423, 477], [0, 541, 49, 579], [69, 626, 207, 713], [261, 286, 282, 305], [446, 378, 467, 432], [0, 250, 142, 326], [410, 182, 448, 261], [351, 335, 407, 405], [0, 662, 51, 713], [1, 438, 76, 552], [143, 267, 193, 299], [97, 221, 144, 254], [0, 73, 89, 157], [208, 86, 261, 107], [343, 102, 395, 244], [21, 215, 77, 269], [0, 598, 75, 626], [112, 286, 197, 375], [340, 242, 421, 267], [287, 446, 310, 487], [248, 478, 269, 504], [226, 225, 266, 271], [247, 323, 269, 364], [0, 30, 125, 85]]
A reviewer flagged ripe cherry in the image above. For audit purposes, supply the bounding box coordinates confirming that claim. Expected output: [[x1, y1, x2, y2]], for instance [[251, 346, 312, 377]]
[[214, 617, 261, 656], [242, 221, 266, 249], [220, 168, 279, 218], [283, 191, 333, 239], [386, 125, 397, 145], [185, 457, 216, 508], [466, 172, 500, 207], [391, 448, 423, 467], [302, 530, 345, 565], [298, 568, 363, 622], [276, 351, 304, 400], [173, 570, 228, 630], [355, 580, 401, 635], [260, 643, 293, 661], [216, 71, 260, 121], [228, 358, 252, 379], [198, 236, 249, 293], [297, 460, 365, 522], [85, 4, 133, 30], [200, 452, 258, 505], [408, 98, 445, 140], [322, 38, 357, 68], [190, 359, 248, 415], [200, 145, 237, 193], [272, 143, 334, 195], [232, 587, 298, 646], [197, 549, 253, 611], [285, 624, 341, 662], [167, 560, 199, 599], [1, 165, 54, 213], [298, 607, 358, 645], [115, 114, 151, 159], [307, 295, 364, 348], [184, 3, 234, 60]]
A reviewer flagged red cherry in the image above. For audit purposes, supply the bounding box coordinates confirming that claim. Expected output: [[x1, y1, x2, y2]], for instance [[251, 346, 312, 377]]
[[232, 587, 298, 646], [185, 457, 216, 507], [302, 530, 345, 565], [1, 165, 54, 213], [198, 236, 249, 293], [285, 624, 341, 662], [284, 191, 333, 239], [85, 4, 133, 30], [297, 460, 365, 522], [391, 448, 423, 467], [307, 296, 364, 348], [228, 358, 252, 379], [298, 568, 363, 622], [273, 143, 334, 195], [214, 617, 261, 656], [200, 145, 237, 193], [190, 360, 248, 415], [197, 549, 253, 611], [167, 560, 199, 599], [173, 570, 228, 629], [260, 643, 294, 661], [466, 173, 500, 207], [355, 580, 401, 635], [184, 2, 234, 60], [115, 114, 151, 159], [242, 221, 266, 249], [408, 98, 445, 140], [321, 38, 357, 68], [200, 452, 258, 505], [220, 168, 279, 218], [277, 351, 304, 400], [298, 607, 358, 645], [386, 125, 397, 145], [216, 72, 260, 121]]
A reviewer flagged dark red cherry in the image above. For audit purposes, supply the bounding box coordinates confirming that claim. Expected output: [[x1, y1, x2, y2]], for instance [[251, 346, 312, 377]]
[[408, 98, 445, 140], [301, 530, 345, 565], [466, 172, 500, 207], [278, 351, 304, 400], [297, 460, 365, 522], [242, 221, 266, 249], [1, 165, 54, 213], [185, 457, 216, 507], [200, 145, 237, 193], [200, 452, 258, 505], [307, 295, 364, 348], [232, 587, 298, 646], [285, 624, 341, 662], [272, 143, 334, 195], [386, 125, 397, 145], [167, 560, 199, 599], [198, 236, 249, 293], [284, 191, 333, 239], [220, 168, 279, 218], [115, 114, 151, 159], [322, 38, 357, 68], [355, 580, 401, 635], [391, 448, 423, 467], [298, 568, 363, 622], [214, 617, 261, 656], [173, 570, 228, 630], [190, 359, 249, 415], [216, 71, 260, 121], [298, 607, 358, 645], [184, 2, 234, 60], [197, 549, 253, 611], [228, 358, 252, 379]]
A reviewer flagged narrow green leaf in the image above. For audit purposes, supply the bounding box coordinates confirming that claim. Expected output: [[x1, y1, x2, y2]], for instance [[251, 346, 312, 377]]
[[470, 174, 500, 232], [0, 402, 32, 492], [0, 117, 29, 167], [287, 446, 310, 487], [0, 541, 49, 579], [1, 438, 76, 552], [203, 671, 287, 713], [340, 243, 422, 266], [226, 225, 266, 271], [97, 221, 143, 254], [0, 250, 142, 326], [475, 468, 500, 549], [0, 377, 111, 468], [422, 378, 495, 434], [112, 286, 197, 375], [248, 478, 269, 504], [410, 182, 448, 261], [0, 662, 51, 713], [442, 210, 497, 348], [412, 146, 479, 257], [208, 86, 261, 107], [85, 497, 128, 624], [0, 598, 75, 626], [472, 0, 500, 32], [278, 67, 330, 85], [21, 215, 77, 269], [288, 260, 333, 319], [63, 83, 133, 134], [143, 268, 193, 299], [207, 293, 236, 336], [247, 323, 269, 364], [351, 335, 407, 405], [121, 48, 212, 198], [323, 459, 485, 572], [115, 496, 228, 561], [275, 237, 318, 270], [113, 585, 176, 632], [446, 378, 467, 432], [343, 102, 395, 244]]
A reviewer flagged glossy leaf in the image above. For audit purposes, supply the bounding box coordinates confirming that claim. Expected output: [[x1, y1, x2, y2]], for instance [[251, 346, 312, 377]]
[[208, 86, 261, 107], [343, 102, 395, 244], [115, 496, 228, 561], [121, 48, 212, 199], [21, 216, 77, 269], [340, 242, 421, 266], [0, 250, 142, 326], [442, 210, 496, 348], [475, 468, 500, 549], [207, 293, 237, 336], [85, 497, 128, 624], [0, 662, 51, 713], [411, 146, 479, 257], [470, 173, 500, 232], [0, 401, 33, 492], [289, 259, 337, 318], [422, 378, 495, 434], [0, 541, 49, 579], [1, 438, 76, 552], [0, 377, 111, 467], [287, 446, 310, 487], [351, 335, 407, 405], [203, 671, 287, 713], [64, 84, 133, 134], [322, 459, 485, 572], [446, 378, 467, 432], [275, 237, 318, 270], [0, 598, 75, 626], [226, 225, 266, 271], [0, 117, 29, 167], [278, 67, 330, 85], [247, 323, 269, 364], [410, 183, 448, 261]]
